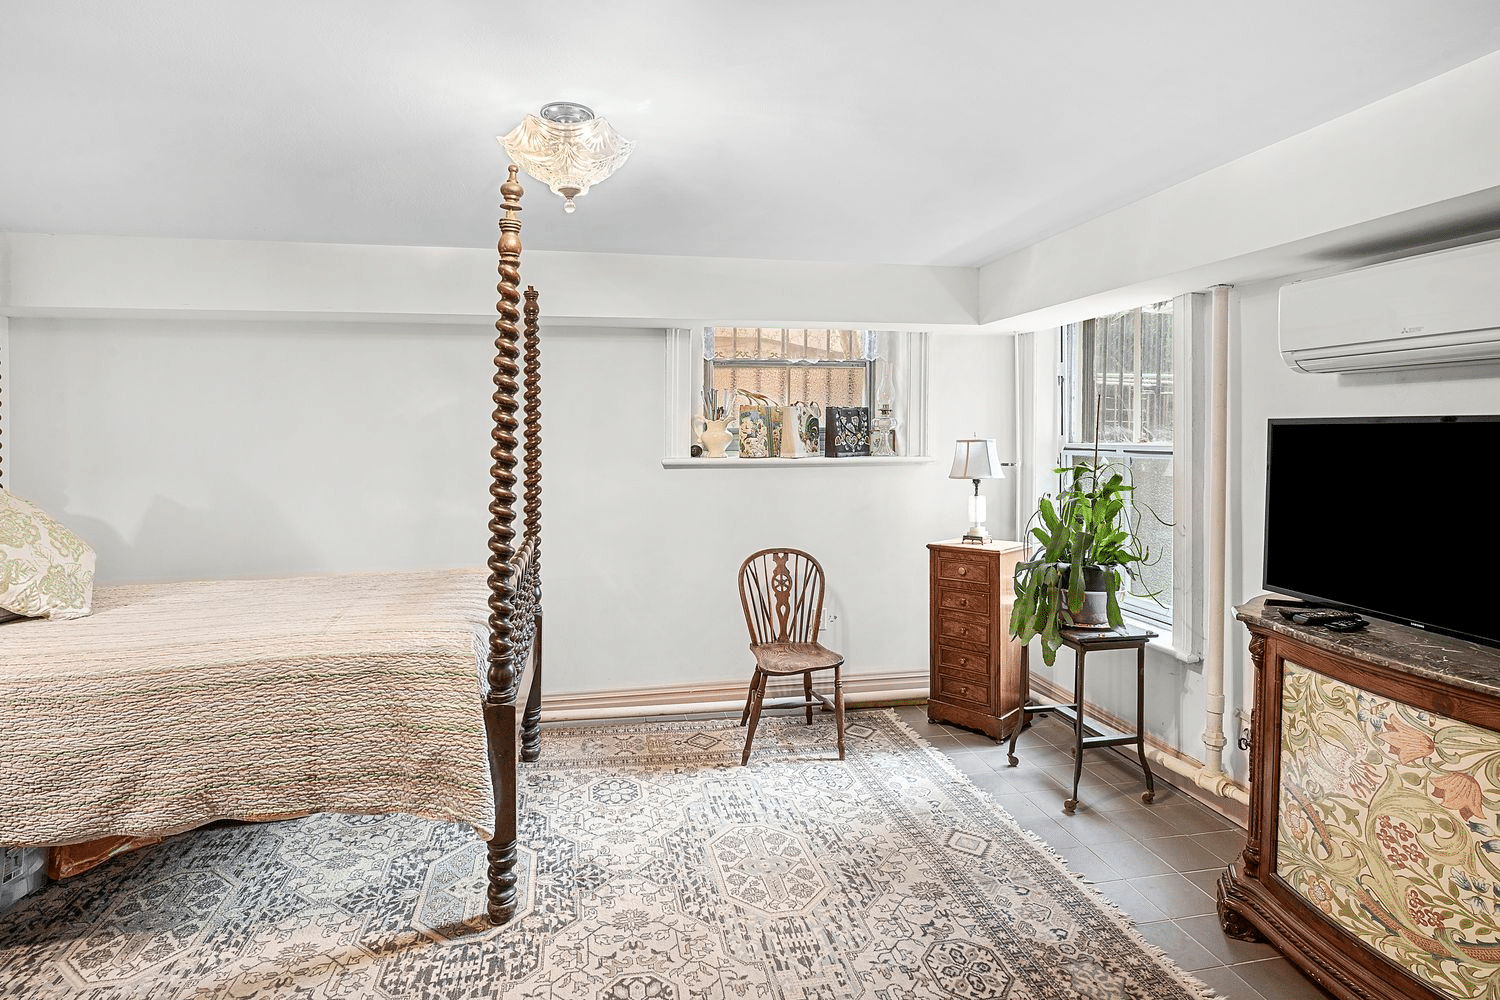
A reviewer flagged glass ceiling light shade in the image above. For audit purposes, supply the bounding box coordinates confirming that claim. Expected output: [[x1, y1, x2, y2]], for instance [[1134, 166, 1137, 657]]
[[498, 102, 633, 213]]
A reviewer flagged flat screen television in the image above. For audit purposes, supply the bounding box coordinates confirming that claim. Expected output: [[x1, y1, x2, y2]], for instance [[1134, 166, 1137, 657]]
[[1264, 414, 1500, 650]]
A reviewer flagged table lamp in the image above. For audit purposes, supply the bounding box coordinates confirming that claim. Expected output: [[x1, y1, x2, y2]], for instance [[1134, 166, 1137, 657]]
[[949, 438, 1005, 543]]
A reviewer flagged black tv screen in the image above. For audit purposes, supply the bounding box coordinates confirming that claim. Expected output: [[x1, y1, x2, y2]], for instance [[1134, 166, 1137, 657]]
[[1264, 415, 1500, 650]]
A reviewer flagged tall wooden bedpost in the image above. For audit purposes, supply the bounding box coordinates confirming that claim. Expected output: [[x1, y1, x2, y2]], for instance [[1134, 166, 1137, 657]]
[[520, 284, 544, 763], [484, 164, 525, 924]]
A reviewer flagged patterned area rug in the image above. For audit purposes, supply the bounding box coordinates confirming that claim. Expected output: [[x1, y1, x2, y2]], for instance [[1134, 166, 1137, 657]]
[[0, 710, 1214, 999]]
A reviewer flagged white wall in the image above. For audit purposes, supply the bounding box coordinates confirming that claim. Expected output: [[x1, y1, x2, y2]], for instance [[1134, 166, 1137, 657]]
[[542, 327, 1011, 694], [9, 317, 495, 579], [7, 309, 1011, 699], [0, 234, 979, 330], [2, 231, 1005, 700], [1220, 282, 1500, 776], [984, 48, 1500, 788], [978, 48, 1500, 333], [0, 315, 9, 490]]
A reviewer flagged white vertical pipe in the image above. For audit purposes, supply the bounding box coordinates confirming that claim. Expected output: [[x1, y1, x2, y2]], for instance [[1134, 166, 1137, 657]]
[[1197, 285, 1233, 796], [1011, 332, 1025, 542]]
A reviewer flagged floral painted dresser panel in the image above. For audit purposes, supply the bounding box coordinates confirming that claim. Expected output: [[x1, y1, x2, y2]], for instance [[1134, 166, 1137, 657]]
[[1278, 658, 1500, 999]]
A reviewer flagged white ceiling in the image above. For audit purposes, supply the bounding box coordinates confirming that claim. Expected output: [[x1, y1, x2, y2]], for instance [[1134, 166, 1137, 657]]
[[4, 1, 1500, 269]]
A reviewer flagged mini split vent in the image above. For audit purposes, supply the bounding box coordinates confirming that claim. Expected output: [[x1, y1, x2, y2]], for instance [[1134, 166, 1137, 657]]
[[1278, 238, 1500, 373]]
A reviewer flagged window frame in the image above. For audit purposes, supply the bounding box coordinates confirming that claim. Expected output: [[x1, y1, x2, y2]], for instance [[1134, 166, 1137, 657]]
[[664, 326, 931, 466], [1060, 300, 1175, 628], [703, 357, 877, 424], [1053, 293, 1207, 658]]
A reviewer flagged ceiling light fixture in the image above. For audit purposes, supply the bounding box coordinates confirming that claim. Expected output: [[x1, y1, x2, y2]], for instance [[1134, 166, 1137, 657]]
[[497, 102, 633, 213]]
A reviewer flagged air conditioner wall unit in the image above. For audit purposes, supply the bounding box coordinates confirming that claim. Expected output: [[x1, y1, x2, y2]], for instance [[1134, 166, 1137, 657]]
[[1278, 238, 1500, 373]]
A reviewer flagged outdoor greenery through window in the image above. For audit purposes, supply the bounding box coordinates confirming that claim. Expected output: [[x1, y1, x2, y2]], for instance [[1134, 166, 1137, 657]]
[[1061, 301, 1174, 625]]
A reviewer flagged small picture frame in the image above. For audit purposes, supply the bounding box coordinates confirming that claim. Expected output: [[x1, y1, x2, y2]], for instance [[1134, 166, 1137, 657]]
[[824, 406, 871, 457], [738, 406, 772, 459]]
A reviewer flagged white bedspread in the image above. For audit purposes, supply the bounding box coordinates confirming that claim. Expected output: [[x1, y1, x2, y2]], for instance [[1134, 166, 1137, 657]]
[[0, 568, 496, 846]]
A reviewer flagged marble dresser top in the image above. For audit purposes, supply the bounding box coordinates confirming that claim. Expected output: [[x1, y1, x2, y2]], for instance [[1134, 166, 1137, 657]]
[[1236, 594, 1500, 699]]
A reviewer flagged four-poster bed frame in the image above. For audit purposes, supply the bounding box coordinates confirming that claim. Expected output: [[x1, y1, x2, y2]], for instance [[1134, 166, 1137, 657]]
[[0, 165, 542, 927], [482, 164, 544, 923]]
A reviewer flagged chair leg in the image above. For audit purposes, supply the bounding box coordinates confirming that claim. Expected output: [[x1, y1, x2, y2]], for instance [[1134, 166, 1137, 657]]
[[833, 665, 846, 760], [739, 669, 762, 727], [741, 671, 768, 766], [803, 673, 814, 725]]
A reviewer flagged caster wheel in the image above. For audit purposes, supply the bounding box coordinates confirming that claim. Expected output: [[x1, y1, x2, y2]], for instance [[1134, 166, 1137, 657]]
[[1007, 755, 1019, 768], [1063, 799, 1077, 815], [1141, 790, 1155, 804]]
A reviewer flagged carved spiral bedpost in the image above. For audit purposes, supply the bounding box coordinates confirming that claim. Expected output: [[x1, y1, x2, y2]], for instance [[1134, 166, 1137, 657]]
[[522, 287, 541, 544], [520, 285, 544, 762], [485, 164, 525, 924]]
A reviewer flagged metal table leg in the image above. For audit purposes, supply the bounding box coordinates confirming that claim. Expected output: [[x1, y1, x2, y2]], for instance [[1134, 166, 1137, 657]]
[[1136, 641, 1156, 804], [1064, 649, 1086, 814]]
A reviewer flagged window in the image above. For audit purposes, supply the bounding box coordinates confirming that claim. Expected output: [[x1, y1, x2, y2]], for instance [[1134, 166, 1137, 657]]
[[684, 327, 926, 459], [704, 327, 873, 418], [1060, 301, 1175, 627]]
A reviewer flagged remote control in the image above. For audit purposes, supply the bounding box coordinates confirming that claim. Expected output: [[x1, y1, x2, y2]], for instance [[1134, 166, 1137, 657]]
[[1326, 618, 1368, 632], [1290, 609, 1361, 625]]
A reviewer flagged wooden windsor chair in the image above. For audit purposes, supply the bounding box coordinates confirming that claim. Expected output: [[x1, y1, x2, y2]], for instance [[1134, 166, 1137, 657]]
[[736, 547, 847, 766]]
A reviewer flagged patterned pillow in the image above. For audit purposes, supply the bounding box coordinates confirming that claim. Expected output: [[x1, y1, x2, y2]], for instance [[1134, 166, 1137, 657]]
[[0, 490, 97, 619]]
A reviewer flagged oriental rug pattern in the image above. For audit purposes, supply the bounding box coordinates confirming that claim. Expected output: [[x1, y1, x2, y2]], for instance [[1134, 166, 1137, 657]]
[[0, 710, 1214, 999]]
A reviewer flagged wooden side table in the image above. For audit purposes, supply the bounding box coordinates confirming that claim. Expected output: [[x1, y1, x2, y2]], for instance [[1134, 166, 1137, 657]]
[[1007, 624, 1158, 814], [926, 539, 1028, 741]]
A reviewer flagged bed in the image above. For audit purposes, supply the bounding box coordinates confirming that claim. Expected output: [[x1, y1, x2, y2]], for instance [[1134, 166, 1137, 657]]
[[0, 165, 543, 926]]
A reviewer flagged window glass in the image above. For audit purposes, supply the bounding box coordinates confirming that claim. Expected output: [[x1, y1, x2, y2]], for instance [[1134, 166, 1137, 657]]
[[1061, 301, 1174, 624], [705, 328, 873, 416], [1065, 302, 1173, 446]]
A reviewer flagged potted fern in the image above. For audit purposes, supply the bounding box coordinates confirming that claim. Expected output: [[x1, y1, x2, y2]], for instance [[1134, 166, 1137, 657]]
[[1009, 460, 1161, 665]]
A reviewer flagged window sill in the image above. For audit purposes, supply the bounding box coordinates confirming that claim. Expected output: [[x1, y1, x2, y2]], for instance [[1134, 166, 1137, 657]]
[[661, 456, 933, 470], [1119, 616, 1200, 666]]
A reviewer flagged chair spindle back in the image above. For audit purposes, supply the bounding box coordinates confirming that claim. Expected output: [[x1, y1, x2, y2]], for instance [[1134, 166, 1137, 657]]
[[738, 548, 826, 646]]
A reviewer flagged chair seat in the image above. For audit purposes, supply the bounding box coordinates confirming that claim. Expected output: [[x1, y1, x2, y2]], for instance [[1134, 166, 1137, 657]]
[[750, 641, 844, 674]]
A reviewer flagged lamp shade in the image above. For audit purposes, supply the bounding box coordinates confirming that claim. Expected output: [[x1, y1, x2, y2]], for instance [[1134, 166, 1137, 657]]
[[949, 438, 1004, 480], [498, 102, 633, 213]]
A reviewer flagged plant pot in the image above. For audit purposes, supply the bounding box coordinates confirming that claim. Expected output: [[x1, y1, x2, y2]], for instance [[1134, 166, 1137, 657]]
[[1062, 565, 1115, 629]]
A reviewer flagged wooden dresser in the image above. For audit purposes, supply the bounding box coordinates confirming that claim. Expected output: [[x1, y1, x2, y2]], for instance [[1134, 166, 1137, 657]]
[[926, 538, 1027, 741], [1222, 596, 1500, 1000]]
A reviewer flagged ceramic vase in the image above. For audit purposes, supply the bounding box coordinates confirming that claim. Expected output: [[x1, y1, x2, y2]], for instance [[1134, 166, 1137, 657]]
[[693, 416, 734, 458]]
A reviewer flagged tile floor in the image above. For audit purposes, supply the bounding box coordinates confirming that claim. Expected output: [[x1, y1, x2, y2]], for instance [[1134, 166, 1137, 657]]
[[888, 704, 1338, 1000]]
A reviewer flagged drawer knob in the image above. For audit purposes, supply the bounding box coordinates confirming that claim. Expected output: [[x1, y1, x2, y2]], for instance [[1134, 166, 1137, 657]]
[[957, 566, 968, 576], [959, 656, 968, 666], [960, 598, 968, 607]]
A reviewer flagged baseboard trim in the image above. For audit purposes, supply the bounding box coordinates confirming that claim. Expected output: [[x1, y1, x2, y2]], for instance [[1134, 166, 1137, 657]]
[[539, 670, 929, 721]]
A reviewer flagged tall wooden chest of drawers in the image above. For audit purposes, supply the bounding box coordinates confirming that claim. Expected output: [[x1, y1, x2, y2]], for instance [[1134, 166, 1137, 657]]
[[927, 538, 1028, 740]]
